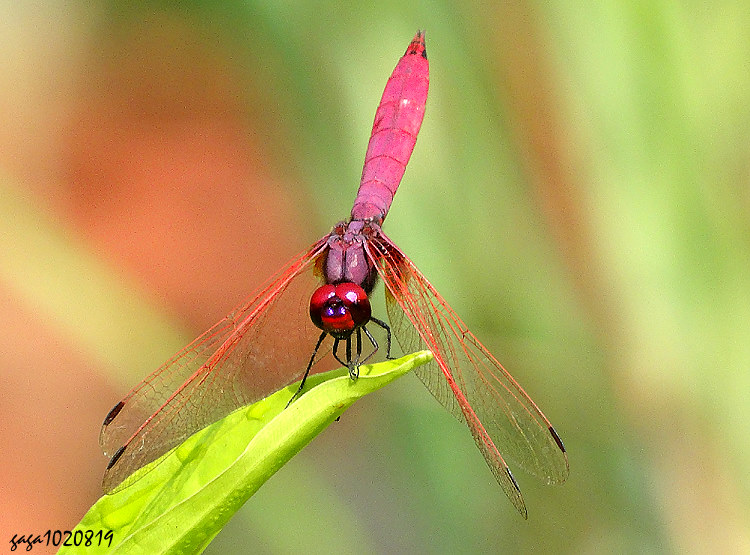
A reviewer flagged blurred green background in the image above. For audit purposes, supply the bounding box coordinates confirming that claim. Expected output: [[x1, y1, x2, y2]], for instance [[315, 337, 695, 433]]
[[2, 1, 749, 553]]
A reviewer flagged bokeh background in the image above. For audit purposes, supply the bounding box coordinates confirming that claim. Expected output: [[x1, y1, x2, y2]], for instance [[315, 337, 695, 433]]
[[2, 1, 749, 553]]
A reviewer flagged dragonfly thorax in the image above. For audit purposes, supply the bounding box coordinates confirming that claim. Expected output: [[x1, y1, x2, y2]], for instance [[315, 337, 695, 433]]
[[323, 219, 380, 293]]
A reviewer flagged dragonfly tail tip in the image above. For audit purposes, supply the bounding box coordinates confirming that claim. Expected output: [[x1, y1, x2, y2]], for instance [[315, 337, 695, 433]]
[[406, 31, 427, 58]]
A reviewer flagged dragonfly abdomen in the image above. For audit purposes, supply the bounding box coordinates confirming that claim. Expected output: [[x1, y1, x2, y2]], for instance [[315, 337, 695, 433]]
[[351, 31, 429, 223]]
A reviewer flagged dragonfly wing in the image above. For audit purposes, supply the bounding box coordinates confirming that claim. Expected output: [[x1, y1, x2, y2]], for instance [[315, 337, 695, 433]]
[[367, 233, 568, 517], [100, 238, 335, 492]]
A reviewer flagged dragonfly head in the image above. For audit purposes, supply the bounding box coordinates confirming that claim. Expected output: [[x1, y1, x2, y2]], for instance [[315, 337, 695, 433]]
[[309, 283, 371, 339]]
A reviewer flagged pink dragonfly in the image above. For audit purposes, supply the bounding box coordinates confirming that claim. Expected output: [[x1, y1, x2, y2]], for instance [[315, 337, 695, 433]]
[[100, 31, 568, 518]]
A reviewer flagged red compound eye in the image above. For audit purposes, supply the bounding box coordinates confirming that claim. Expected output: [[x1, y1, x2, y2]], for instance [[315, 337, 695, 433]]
[[309, 283, 371, 338]]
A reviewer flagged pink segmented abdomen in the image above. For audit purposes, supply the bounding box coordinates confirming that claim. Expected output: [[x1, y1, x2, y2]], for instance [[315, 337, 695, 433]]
[[350, 31, 429, 223]]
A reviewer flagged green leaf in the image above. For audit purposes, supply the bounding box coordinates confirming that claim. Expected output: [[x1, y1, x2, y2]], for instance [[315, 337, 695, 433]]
[[65, 351, 432, 554]]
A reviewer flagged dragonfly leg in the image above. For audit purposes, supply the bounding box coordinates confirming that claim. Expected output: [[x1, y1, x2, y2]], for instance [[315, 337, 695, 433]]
[[353, 329, 363, 371], [369, 316, 393, 359], [333, 336, 363, 379], [332, 338, 348, 367], [359, 325, 379, 366], [345, 334, 359, 379], [287, 331, 328, 407]]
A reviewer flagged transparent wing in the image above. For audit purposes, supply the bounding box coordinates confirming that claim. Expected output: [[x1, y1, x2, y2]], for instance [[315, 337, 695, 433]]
[[99, 238, 336, 492], [367, 232, 568, 518]]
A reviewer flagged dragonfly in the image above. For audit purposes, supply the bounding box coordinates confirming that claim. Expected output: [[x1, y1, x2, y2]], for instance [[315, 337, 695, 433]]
[[100, 31, 568, 518]]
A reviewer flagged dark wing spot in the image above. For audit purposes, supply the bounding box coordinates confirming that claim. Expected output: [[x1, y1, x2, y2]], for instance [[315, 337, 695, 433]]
[[106, 445, 126, 470], [102, 401, 125, 427], [549, 426, 566, 453], [506, 467, 521, 493]]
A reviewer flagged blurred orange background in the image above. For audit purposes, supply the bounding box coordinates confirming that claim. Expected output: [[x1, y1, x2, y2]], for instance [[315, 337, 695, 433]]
[[2, 2, 750, 553]]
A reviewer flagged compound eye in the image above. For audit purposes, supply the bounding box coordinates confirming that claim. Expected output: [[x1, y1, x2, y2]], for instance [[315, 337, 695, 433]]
[[309, 283, 371, 337]]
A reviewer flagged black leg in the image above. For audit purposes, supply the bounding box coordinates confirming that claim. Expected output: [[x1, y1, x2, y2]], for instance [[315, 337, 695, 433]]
[[360, 325, 378, 365], [356, 327, 362, 365], [349, 329, 363, 379], [287, 331, 328, 407], [332, 338, 347, 367], [369, 316, 393, 359], [345, 335, 352, 373], [332, 335, 360, 378]]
